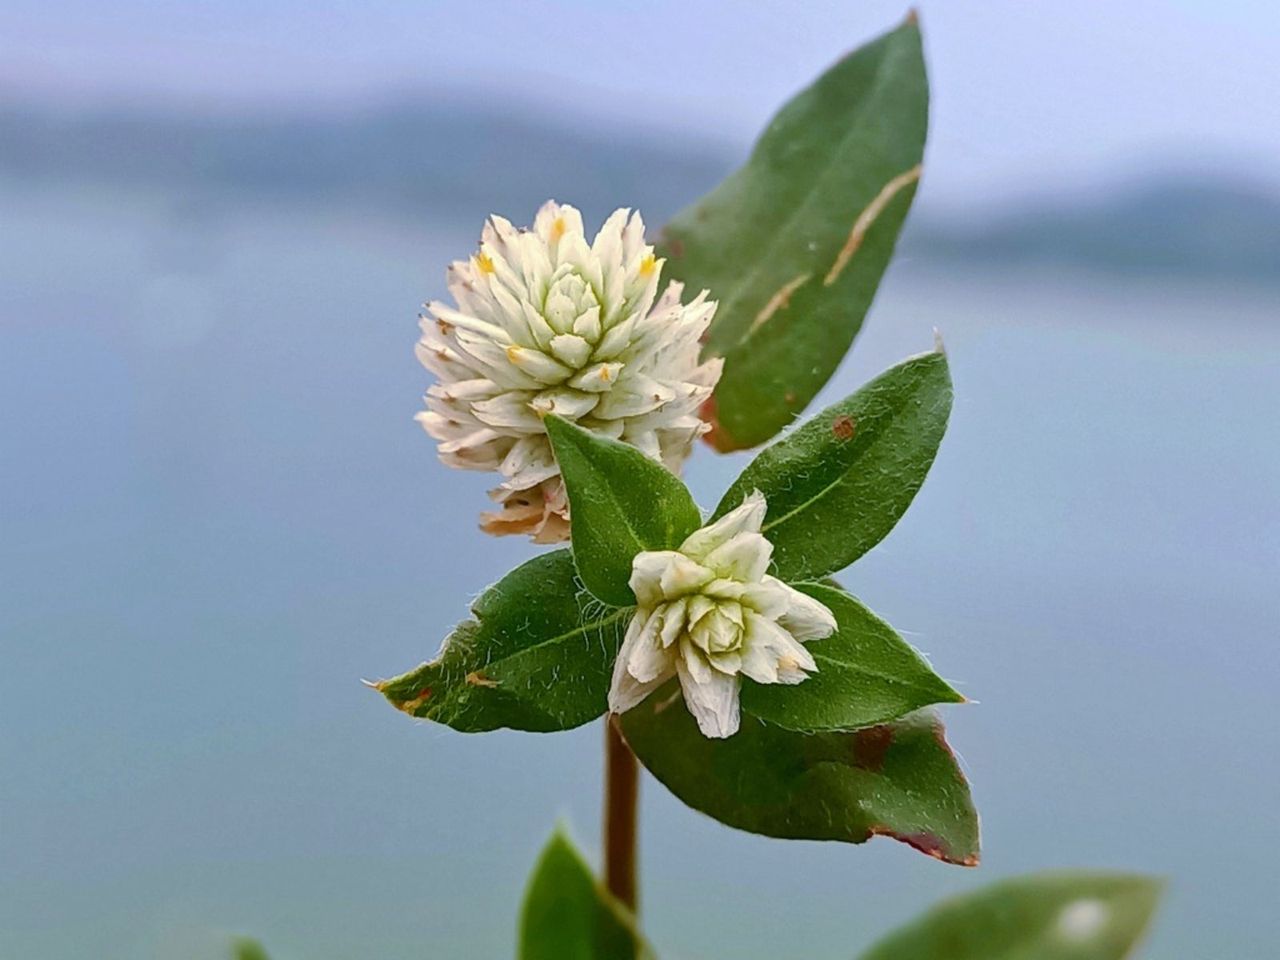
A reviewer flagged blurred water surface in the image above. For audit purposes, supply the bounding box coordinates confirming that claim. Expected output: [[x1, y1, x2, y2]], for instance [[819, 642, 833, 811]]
[[1, 181, 1277, 959]]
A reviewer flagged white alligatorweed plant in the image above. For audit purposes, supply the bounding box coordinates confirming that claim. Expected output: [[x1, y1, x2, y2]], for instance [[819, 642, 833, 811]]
[[299, 13, 1163, 960]]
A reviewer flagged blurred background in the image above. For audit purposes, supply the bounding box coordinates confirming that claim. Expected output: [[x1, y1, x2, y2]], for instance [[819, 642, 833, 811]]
[[2, 1, 1277, 957]]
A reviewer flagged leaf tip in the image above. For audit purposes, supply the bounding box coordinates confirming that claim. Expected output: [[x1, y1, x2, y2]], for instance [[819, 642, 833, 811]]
[[873, 827, 980, 867], [932, 326, 946, 355], [904, 7, 920, 27]]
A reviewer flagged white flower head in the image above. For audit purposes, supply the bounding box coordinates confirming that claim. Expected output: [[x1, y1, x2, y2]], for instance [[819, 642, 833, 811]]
[[608, 491, 837, 738], [416, 201, 723, 542]]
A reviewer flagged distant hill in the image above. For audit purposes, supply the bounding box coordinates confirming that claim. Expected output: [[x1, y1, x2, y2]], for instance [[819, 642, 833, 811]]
[[2, 99, 1276, 282], [0, 99, 733, 228], [905, 179, 1280, 282]]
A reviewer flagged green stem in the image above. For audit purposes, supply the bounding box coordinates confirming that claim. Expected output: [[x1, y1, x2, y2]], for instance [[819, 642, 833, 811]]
[[603, 715, 639, 913]]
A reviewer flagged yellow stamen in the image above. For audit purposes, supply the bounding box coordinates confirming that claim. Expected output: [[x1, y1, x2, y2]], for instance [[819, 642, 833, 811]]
[[551, 217, 566, 241], [639, 253, 656, 277], [475, 252, 495, 274]]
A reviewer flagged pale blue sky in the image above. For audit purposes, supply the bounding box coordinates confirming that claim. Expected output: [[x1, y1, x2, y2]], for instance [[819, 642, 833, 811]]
[[2, 0, 1277, 210]]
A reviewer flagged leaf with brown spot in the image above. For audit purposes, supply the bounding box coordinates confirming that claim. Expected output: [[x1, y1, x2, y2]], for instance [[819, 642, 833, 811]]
[[715, 348, 952, 582], [657, 16, 928, 450], [620, 702, 979, 864]]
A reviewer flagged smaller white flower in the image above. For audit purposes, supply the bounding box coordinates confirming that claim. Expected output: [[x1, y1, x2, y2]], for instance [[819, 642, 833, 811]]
[[608, 491, 837, 738]]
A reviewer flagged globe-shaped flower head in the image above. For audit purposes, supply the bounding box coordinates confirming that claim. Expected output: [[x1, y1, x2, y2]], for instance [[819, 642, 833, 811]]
[[417, 202, 722, 541]]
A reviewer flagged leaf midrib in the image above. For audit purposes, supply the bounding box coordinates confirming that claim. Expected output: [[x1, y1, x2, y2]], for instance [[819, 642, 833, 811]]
[[808, 649, 952, 698], [486, 604, 632, 673]]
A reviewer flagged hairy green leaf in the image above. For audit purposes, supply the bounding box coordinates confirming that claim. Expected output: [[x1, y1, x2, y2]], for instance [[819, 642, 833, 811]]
[[858, 872, 1164, 960], [546, 415, 702, 607], [741, 583, 963, 731], [620, 704, 979, 865], [375, 550, 628, 732], [716, 349, 951, 582], [658, 17, 928, 450], [520, 828, 652, 960]]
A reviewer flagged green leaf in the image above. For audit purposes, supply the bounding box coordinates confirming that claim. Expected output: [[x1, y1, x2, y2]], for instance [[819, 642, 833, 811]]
[[620, 704, 979, 865], [741, 583, 963, 731], [519, 828, 652, 960], [230, 939, 270, 960], [374, 550, 629, 732], [657, 16, 928, 450], [546, 415, 702, 607], [715, 349, 951, 582], [858, 872, 1164, 960]]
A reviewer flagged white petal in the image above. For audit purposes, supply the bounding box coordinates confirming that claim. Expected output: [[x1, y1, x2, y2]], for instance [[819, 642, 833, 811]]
[[701, 531, 773, 583], [451, 329, 541, 389], [743, 611, 817, 682], [609, 611, 671, 714], [676, 657, 740, 738], [548, 333, 593, 368], [708, 649, 742, 676], [591, 314, 639, 361], [739, 638, 780, 684], [622, 428, 662, 462], [566, 361, 624, 393], [628, 550, 681, 608], [679, 491, 767, 561], [592, 373, 675, 420], [415, 335, 477, 382], [657, 553, 714, 600], [700, 578, 746, 604], [528, 386, 599, 420], [427, 303, 511, 343], [497, 436, 559, 488], [737, 578, 791, 619], [657, 597, 687, 648], [572, 305, 602, 342], [679, 638, 713, 684], [504, 345, 573, 384], [471, 392, 543, 433], [774, 581, 838, 642], [627, 616, 672, 683]]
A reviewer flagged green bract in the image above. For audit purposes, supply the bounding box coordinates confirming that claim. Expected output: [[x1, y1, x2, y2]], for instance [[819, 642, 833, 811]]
[[375, 550, 628, 732], [545, 414, 701, 607], [658, 16, 928, 450], [740, 582, 963, 732], [519, 829, 650, 960], [716, 348, 952, 583]]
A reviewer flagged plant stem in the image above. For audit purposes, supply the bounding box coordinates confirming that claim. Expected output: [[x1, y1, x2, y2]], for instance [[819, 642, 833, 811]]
[[603, 715, 639, 913]]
